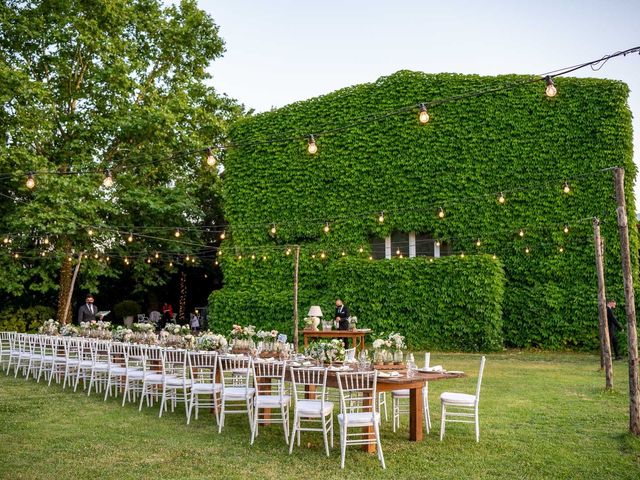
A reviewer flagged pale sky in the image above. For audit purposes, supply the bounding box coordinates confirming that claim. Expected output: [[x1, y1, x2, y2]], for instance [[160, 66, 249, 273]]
[[198, 0, 640, 198]]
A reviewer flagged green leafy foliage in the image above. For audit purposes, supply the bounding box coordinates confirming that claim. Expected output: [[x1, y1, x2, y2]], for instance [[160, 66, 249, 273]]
[[0, 305, 56, 332], [113, 300, 141, 320], [212, 71, 635, 350]]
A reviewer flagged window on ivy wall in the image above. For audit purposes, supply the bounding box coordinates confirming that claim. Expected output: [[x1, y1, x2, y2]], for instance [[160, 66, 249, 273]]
[[369, 231, 451, 259]]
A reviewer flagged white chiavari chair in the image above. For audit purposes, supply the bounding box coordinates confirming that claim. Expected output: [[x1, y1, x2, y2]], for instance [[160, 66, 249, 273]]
[[336, 370, 385, 469], [186, 351, 221, 425], [159, 348, 191, 418], [103, 342, 128, 401], [217, 355, 255, 435], [0, 331, 14, 373], [251, 359, 290, 445], [73, 338, 94, 392], [121, 343, 146, 406], [392, 352, 431, 433], [139, 346, 165, 410], [288, 366, 334, 457]]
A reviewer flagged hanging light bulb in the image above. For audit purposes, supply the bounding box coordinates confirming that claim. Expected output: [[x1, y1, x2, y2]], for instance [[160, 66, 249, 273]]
[[67, 256, 73, 262], [311, 254, 316, 259], [26, 172, 35, 189], [544, 76, 557, 97], [476, 239, 481, 247], [525, 247, 530, 254], [43, 236, 49, 245], [378, 212, 385, 223], [146, 258, 151, 264], [185, 255, 190, 262], [214, 260, 219, 266], [396, 248, 401, 256], [559, 246, 564, 253], [174, 229, 181, 238], [3, 237, 9, 244], [492, 254, 497, 260], [251, 254, 256, 260], [359, 246, 364, 253], [169, 260, 174, 267], [435, 240, 441, 247], [13, 253, 19, 259], [262, 255, 267, 261], [94, 253, 99, 259], [323, 222, 330, 233], [320, 252, 326, 259], [237, 254, 242, 260], [563, 182, 570, 194], [285, 248, 291, 256], [429, 258, 434, 263], [103, 169, 114, 187], [154, 251, 159, 259], [220, 230, 226, 240], [341, 251, 346, 256], [498, 192, 506, 204], [206, 147, 217, 167], [437, 207, 445, 219], [127, 233, 133, 243], [519, 229, 525, 237], [124, 257, 129, 264], [418, 103, 430, 124], [307, 135, 318, 154], [368, 256, 373, 261], [191, 257, 195, 263], [270, 224, 277, 236], [563, 224, 569, 234], [41, 251, 46, 257], [460, 252, 465, 258], [399, 253, 404, 258], [88, 228, 94, 236], [106, 256, 110, 262]]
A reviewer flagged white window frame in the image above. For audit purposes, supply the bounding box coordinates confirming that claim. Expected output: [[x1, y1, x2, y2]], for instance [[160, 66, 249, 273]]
[[385, 231, 440, 259]]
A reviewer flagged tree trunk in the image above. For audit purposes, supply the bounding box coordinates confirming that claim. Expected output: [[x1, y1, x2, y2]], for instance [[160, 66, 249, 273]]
[[593, 218, 613, 389], [613, 168, 640, 436], [179, 270, 187, 324], [56, 255, 73, 325]]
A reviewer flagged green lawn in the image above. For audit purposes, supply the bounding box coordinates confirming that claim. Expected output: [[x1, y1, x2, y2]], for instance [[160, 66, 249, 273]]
[[1, 351, 639, 480]]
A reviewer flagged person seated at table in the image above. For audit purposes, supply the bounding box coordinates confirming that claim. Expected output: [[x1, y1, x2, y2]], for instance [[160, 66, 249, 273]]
[[335, 299, 350, 347]]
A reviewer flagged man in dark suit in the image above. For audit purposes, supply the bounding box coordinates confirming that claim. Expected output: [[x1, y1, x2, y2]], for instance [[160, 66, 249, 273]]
[[335, 299, 350, 348], [606, 299, 623, 360], [78, 294, 101, 323]]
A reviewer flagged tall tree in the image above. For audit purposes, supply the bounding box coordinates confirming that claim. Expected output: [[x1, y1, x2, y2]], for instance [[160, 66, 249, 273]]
[[0, 0, 240, 322]]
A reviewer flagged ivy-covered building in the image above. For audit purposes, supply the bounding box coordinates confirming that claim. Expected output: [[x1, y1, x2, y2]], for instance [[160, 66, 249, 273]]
[[209, 71, 636, 351]]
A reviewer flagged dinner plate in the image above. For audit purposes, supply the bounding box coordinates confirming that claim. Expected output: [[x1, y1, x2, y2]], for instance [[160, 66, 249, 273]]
[[447, 370, 464, 375], [378, 371, 400, 377], [419, 367, 444, 373]]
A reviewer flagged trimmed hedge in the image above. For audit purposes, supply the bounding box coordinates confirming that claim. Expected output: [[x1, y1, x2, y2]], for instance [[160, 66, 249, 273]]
[[0, 306, 57, 333], [211, 70, 636, 350]]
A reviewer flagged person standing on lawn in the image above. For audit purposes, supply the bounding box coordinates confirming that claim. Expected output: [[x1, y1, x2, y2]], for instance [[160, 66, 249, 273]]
[[606, 299, 624, 360]]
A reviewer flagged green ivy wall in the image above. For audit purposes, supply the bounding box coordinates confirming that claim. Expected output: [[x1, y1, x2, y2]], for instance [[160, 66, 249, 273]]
[[209, 71, 636, 351]]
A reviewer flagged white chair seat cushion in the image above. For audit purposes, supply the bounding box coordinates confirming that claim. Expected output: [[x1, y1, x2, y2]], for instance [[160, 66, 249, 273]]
[[144, 373, 165, 382], [78, 360, 93, 367], [92, 363, 109, 371], [55, 356, 67, 362], [440, 392, 476, 406], [164, 377, 191, 387], [126, 370, 145, 378], [192, 382, 222, 394], [108, 366, 128, 374], [256, 394, 291, 408], [338, 411, 380, 427], [295, 400, 334, 417], [222, 386, 255, 399]]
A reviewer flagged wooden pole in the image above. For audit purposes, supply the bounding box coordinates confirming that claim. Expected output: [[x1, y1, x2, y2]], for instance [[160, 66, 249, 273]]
[[593, 218, 613, 389], [293, 245, 300, 352], [62, 251, 85, 325], [613, 167, 640, 435]]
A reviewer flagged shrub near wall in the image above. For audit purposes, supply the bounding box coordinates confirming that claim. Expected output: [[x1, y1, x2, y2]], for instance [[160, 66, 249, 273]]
[[327, 256, 505, 351], [214, 71, 636, 350]]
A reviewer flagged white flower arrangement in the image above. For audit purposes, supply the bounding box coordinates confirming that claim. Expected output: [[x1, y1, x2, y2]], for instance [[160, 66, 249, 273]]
[[112, 326, 133, 342], [229, 324, 256, 340], [60, 324, 79, 337], [256, 329, 279, 340], [196, 332, 228, 351], [305, 339, 345, 363], [388, 332, 406, 351], [132, 322, 155, 333], [39, 319, 60, 335]]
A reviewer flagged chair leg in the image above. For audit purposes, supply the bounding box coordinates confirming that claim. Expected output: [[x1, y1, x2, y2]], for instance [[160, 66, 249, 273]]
[[218, 401, 225, 434], [475, 407, 480, 442], [340, 425, 346, 469], [439, 403, 446, 441], [139, 383, 147, 411], [187, 391, 194, 425], [374, 421, 386, 469], [288, 414, 297, 454], [281, 405, 289, 445], [322, 416, 330, 457]]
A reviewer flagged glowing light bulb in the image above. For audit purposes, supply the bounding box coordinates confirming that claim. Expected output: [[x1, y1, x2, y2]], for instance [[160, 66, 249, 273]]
[[476, 239, 481, 247], [320, 252, 326, 259], [359, 246, 364, 253], [368, 256, 373, 261], [26, 172, 35, 189], [175, 229, 181, 238], [323, 222, 330, 233], [220, 230, 226, 240], [169, 261, 174, 267], [251, 254, 256, 260], [14, 253, 19, 259], [214, 260, 219, 266], [41, 251, 46, 257], [429, 258, 434, 263], [146, 258, 151, 264], [285, 248, 291, 256], [525, 247, 530, 254], [563, 182, 570, 194], [238, 255, 242, 260], [559, 246, 564, 253], [492, 254, 497, 260], [460, 252, 465, 258], [341, 251, 346, 256], [43, 236, 49, 245], [519, 229, 524, 237], [127, 233, 133, 243], [154, 252, 159, 259], [88, 229, 94, 236], [563, 224, 569, 234], [270, 224, 277, 236], [418, 103, 430, 124], [94, 253, 99, 259], [185, 255, 190, 261], [544, 76, 557, 97], [435, 241, 441, 247], [206, 147, 217, 167], [191, 257, 195, 263], [396, 248, 401, 256], [378, 212, 384, 223], [498, 192, 505, 204], [3, 237, 9, 244], [437, 207, 445, 219], [311, 254, 316, 259], [103, 169, 114, 187], [124, 257, 129, 264], [262, 255, 267, 261], [307, 135, 318, 154]]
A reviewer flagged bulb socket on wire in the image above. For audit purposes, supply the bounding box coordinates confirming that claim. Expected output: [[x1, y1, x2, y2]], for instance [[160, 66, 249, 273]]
[[418, 103, 430, 124], [307, 135, 318, 155], [206, 147, 217, 167], [26, 172, 35, 189], [562, 182, 570, 194], [544, 76, 557, 97], [103, 169, 114, 187], [437, 207, 445, 219]]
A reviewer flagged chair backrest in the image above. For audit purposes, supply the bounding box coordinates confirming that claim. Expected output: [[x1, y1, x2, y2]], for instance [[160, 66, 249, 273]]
[[162, 348, 187, 378], [344, 348, 356, 362], [336, 371, 377, 420], [125, 344, 146, 370], [42, 335, 58, 358], [424, 352, 431, 368], [188, 351, 218, 384], [474, 356, 487, 404], [0, 331, 14, 354], [27, 334, 39, 355], [92, 340, 110, 364], [289, 367, 328, 405], [252, 360, 286, 397], [108, 342, 126, 366], [218, 355, 252, 390], [64, 337, 81, 361]]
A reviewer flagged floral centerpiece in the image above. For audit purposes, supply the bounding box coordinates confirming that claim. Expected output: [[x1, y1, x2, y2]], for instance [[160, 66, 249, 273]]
[[229, 324, 256, 351], [256, 329, 284, 355], [196, 332, 228, 352], [305, 339, 345, 365], [347, 316, 358, 331], [79, 320, 113, 339], [112, 326, 133, 342], [372, 332, 406, 365], [163, 323, 191, 336], [130, 323, 157, 344], [303, 316, 320, 331], [60, 324, 79, 337], [39, 319, 60, 335]]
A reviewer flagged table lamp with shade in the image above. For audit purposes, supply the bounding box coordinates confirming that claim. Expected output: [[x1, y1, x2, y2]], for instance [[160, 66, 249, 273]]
[[306, 305, 323, 331]]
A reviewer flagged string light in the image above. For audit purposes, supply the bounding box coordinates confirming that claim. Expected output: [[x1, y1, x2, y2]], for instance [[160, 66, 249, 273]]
[[185, 255, 190, 261], [94, 253, 99, 259], [519, 229, 525, 237], [206, 147, 217, 167], [251, 254, 256, 260], [476, 239, 481, 247], [358, 246, 364, 253], [307, 135, 318, 154], [262, 255, 267, 261], [124, 257, 129, 265], [169, 261, 174, 267], [563, 224, 569, 234], [498, 192, 506, 204], [220, 230, 226, 240], [311, 254, 316, 259], [460, 252, 465, 258], [154, 252, 159, 259], [88, 229, 94, 236], [285, 248, 291, 256], [341, 251, 346, 256], [320, 252, 326, 259], [544, 76, 557, 97], [191, 257, 196, 263], [214, 260, 219, 266], [525, 247, 530, 254], [43, 236, 49, 245], [26, 172, 35, 189], [270, 224, 277, 236], [103, 169, 114, 187], [492, 254, 497, 260], [378, 212, 385, 223], [396, 248, 401, 256], [237, 255, 242, 260], [437, 207, 445, 219], [323, 222, 330, 233], [435, 240, 441, 247], [563, 182, 570, 194], [127, 233, 133, 243], [418, 103, 430, 124], [13, 253, 19, 259], [3, 237, 9, 244], [174, 229, 181, 238], [368, 256, 373, 260], [559, 246, 564, 253], [146, 258, 151, 264]]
